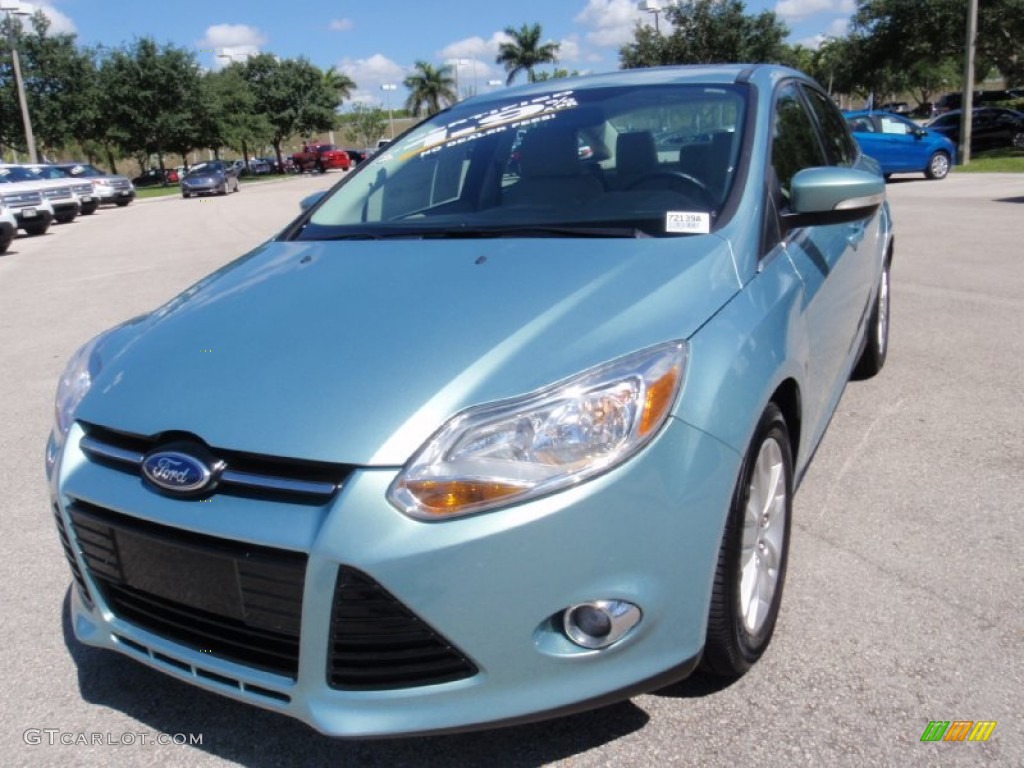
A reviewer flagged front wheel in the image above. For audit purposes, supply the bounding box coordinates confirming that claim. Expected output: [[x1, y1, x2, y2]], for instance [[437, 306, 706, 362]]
[[702, 403, 793, 677], [851, 259, 891, 380], [925, 151, 950, 180], [23, 221, 49, 236]]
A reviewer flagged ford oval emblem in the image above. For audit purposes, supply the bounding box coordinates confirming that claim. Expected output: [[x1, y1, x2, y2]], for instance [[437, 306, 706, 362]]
[[142, 451, 212, 494]]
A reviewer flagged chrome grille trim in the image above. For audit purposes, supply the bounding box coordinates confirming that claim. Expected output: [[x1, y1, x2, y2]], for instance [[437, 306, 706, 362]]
[[79, 429, 345, 503]]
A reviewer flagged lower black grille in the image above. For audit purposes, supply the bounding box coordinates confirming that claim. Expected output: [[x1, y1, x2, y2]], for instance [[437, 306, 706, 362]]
[[67, 502, 306, 678], [53, 505, 91, 605], [328, 567, 477, 690]]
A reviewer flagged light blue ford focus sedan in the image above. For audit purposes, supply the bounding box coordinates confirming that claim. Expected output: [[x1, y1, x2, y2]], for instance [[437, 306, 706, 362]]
[[47, 64, 892, 738]]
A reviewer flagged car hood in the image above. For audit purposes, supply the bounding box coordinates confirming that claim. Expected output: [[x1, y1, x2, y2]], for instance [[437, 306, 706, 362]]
[[78, 236, 741, 465]]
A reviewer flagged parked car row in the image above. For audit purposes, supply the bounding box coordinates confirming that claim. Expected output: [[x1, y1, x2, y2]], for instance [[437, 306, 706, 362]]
[[0, 162, 136, 253]]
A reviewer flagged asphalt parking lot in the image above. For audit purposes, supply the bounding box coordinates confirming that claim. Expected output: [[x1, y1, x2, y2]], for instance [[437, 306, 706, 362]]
[[1, 170, 1021, 767]]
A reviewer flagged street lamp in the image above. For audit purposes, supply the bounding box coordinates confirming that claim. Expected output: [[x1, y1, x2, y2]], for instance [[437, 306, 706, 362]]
[[1, 0, 38, 163], [381, 83, 397, 139], [639, 0, 661, 33]]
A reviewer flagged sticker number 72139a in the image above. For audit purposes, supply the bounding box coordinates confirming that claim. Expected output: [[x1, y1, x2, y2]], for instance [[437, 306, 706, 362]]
[[665, 211, 711, 234]]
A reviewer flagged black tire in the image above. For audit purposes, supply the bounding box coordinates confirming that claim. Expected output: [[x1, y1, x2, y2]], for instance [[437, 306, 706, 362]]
[[924, 151, 950, 180], [0, 233, 12, 254], [115, 200, 131, 207], [23, 222, 49, 236], [702, 403, 793, 678], [182, 192, 190, 199], [55, 212, 77, 224], [851, 258, 891, 380], [1013, 132, 1024, 149]]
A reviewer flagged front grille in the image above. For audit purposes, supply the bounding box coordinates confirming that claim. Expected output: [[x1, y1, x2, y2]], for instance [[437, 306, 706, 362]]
[[72, 183, 93, 196], [52, 505, 91, 606], [328, 567, 477, 690], [80, 423, 350, 504], [42, 186, 73, 200], [1, 190, 43, 208], [110, 178, 132, 190], [67, 501, 306, 678]]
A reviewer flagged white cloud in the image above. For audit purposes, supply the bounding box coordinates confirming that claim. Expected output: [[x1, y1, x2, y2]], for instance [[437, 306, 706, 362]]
[[337, 54, 407, 106], [199, 24, 267, 68], [329, 18, 354, 32], [558, 35, 581, 63], [574, 0, 646, 48], [775, 0, 854, 22], [438, 31, 511, 61], [796, 16, 851, 48], [35, 3, 76, 35]]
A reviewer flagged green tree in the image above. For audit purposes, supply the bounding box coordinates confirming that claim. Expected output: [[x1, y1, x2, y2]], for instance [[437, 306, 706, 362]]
[[322, 66, 356, 104], [620, 0, 788, 69], [95, 38, 205, 174], [496, 23, 561, 85], [403, 61, 456, 117], [205, 64, 272, 169], [342, 104, 388, 148], [239, 54, 342, 170], [853, 0, 1024, 89], [531, 68, 580, 81], [0, 11, 96, 158]]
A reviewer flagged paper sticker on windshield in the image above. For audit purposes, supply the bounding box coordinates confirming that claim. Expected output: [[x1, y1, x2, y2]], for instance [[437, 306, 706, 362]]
[[666, 211, 710, 234]]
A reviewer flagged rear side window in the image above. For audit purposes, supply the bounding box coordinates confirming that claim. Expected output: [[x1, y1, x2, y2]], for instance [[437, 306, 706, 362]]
[[802, 86, 857, 166]]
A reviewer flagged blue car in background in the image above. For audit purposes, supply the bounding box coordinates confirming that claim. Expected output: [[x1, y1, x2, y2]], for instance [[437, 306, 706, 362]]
[[48, 65, 892, 738], [845, 109, 956, 180]]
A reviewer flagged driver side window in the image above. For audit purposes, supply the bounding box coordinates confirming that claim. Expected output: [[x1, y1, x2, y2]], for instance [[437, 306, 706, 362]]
[[771, 83, 826, 201]]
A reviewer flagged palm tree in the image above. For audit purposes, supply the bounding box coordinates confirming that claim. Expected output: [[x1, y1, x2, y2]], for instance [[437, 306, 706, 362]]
[[496, 23, 561, 85], [403, 61, 457, 117], [322, 66, 356, 106]]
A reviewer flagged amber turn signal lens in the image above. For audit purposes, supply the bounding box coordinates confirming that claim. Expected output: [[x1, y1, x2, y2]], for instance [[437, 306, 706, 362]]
[[402, 479, 527, 516], [638, 364, 681, 436]]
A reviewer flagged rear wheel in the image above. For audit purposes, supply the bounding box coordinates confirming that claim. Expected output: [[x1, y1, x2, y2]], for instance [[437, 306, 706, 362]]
[[851, 258, 891, 380], [702, 403, 793, 677], [925, 151, 950, 180]]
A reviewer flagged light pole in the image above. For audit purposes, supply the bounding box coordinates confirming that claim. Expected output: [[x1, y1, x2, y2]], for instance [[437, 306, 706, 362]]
[[639, 0, 661, 33], [1, 0, 38, 163], [381, 83, 397, 139]]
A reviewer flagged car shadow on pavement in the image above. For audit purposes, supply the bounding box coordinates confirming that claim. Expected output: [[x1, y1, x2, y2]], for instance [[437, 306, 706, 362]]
[[993, 196, 1024, 204], [61, 590, 651, 766]]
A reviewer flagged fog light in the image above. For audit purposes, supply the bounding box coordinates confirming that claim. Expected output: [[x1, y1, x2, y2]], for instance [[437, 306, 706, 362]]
[[563, 600, 641, 649]]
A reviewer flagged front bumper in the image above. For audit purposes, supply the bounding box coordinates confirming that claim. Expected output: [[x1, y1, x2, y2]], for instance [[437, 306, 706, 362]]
[[50, 417, 738, 737], [181, 179, 226, 195]]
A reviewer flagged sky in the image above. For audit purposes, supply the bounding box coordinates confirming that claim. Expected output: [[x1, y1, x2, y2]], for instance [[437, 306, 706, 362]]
[[24, 0, 857, 107]]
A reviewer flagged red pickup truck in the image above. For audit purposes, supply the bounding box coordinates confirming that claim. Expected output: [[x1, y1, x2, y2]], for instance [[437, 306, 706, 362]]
[[291, 144, 351, 173]]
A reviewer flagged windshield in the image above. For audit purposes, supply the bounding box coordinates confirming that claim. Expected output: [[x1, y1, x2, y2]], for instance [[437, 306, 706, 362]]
[[26, 167, 65, 180], [0, 166, 36, 182], [296, 83, 747, 239], [187, 162, 223, 176], [60, 164, 104, 178]]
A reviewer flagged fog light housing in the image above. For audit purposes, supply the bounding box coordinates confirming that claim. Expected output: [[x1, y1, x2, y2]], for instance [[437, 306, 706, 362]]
[[563, 600, 641, 649]]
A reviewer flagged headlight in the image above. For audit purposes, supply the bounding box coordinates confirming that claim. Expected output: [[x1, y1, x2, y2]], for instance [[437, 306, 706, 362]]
[[388, 341, 687, 520], [54, 330, 110, 440]]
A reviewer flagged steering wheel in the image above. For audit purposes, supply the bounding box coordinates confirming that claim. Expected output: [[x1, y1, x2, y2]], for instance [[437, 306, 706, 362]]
[[626, 171, 715, 209]]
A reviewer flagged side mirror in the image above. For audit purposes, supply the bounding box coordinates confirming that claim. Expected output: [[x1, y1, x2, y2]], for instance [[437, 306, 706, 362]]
[[299, 190, 326, 211], [782, 167, 884, 231]]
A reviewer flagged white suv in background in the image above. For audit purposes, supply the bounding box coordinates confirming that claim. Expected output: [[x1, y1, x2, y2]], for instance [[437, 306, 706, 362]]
[[24, 165, 99, 215], [0, 185, 55, 237], [0, 165, 79, 224], [54, 163, 136, 206]]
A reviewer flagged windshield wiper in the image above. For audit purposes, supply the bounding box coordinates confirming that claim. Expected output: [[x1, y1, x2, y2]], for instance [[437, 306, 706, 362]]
[[318, 225, 648, 241]]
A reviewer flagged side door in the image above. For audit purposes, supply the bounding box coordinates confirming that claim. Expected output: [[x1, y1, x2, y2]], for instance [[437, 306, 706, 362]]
[[872, 113, 932, 172], [768, 82, 875, 451]]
